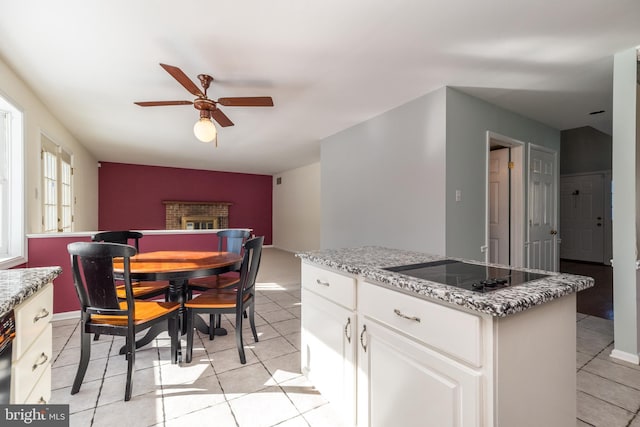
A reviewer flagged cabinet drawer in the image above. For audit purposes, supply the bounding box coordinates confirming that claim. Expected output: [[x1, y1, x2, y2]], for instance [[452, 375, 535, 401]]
[[13, 283, 53, 361], [24, 364, 51, 405], [12, 324, 52, 404], [360, 282, 482, 367], [302, 263, 355, 309]]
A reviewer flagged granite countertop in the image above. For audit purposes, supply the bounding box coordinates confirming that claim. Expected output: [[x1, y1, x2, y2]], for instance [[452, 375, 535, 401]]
[[297, 246, 594, 317], [0, 267, 62, 317]]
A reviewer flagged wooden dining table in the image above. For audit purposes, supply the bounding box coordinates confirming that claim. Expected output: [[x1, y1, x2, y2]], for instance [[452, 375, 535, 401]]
[[113, 250, 243, 353]]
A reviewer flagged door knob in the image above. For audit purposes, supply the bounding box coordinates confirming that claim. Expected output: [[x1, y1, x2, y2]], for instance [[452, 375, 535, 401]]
[[550, 230, 558, 235]]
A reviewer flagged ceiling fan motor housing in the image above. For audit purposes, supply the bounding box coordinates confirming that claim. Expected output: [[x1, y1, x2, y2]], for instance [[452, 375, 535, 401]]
[[194, 98, 216, 113]]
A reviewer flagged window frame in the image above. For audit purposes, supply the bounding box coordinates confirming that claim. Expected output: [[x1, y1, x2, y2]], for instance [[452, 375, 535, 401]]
[[0, 93, 25, 269], [41, 134, 73, 233]]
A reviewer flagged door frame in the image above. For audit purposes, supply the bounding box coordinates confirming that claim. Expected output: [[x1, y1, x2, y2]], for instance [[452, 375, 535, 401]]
[[527, 143, 559, 271], [485, 131, 525, 267]]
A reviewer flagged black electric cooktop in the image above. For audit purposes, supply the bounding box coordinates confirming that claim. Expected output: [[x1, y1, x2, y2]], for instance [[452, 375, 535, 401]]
[[383, 259, 550, 293]]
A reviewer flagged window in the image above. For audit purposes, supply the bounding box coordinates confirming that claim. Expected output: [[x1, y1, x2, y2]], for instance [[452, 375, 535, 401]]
[[0, 94, 24, 268], [41, 135, 73, 232]]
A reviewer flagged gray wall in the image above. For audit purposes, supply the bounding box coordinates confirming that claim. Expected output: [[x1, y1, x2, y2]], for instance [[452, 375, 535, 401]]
[[445, 88, 561, 261], [560, 126, 612, 174], [321, 88, 447, 253], [321, 86, 560, 260]]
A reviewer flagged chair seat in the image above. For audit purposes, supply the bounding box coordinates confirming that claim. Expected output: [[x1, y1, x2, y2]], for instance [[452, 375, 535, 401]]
[[185, 288, 250, 309], [189, 274, 240, 291], [91, 301, 180, 326], [115, 281, 169, 299]]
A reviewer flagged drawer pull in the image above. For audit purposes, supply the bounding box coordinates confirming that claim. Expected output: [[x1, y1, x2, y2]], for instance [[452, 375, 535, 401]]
[[33, 308, 50, 323], [394, 309, 421, 323], [344, 317, 352, 343], [32, 352, 49, 371], [316, 279, 330, 287], [360, 325, 367, 352]]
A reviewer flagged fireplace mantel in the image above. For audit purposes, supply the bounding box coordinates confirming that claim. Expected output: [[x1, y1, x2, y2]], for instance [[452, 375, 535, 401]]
[[163, 201, 232, 230]]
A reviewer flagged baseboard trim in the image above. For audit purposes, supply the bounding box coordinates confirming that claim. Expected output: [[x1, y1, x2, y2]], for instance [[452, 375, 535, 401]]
[[610, 348, 640, 364], [52, 311, 80, 322]]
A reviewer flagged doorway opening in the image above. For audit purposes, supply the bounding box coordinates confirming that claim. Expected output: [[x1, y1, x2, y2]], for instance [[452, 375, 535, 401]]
[[485, 132, 524, 267]]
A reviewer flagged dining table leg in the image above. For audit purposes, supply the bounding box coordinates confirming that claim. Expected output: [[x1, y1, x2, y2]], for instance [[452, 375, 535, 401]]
[[119, 278, 190, 355], [170, 278, 226, 336], [193, 316, 228, 336]]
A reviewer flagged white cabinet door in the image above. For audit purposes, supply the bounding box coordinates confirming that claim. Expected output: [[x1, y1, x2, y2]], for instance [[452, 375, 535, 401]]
[[301, 289, 356, 426], [357, 317, 481, 427]]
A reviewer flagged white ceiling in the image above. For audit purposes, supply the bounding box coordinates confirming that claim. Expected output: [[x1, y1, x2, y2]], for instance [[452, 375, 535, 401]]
[[0, 0, 638, 175]]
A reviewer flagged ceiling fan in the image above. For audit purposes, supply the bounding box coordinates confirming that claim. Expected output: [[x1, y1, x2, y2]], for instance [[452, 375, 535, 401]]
[[135, 63, 274, 143]]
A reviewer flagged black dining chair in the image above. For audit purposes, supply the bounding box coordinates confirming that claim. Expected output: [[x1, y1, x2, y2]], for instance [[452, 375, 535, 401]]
[[188, 229, 252, 331], [188, 229, 251, 294], [68, 241, 181, 401], [185, 236, 263, 364], [92, 231, 170, 301]]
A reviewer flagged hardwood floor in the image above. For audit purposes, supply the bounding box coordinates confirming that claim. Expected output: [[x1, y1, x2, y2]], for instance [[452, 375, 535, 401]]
[[560, 259, 613, 320]]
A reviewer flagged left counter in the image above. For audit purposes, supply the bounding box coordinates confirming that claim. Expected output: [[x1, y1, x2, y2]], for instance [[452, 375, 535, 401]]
[[0, 266, 60, 404], [0, 267, 62, 318]]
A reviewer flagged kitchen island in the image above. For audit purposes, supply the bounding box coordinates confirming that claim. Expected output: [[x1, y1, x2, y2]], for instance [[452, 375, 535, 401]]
[[297, 247, 593, 427]]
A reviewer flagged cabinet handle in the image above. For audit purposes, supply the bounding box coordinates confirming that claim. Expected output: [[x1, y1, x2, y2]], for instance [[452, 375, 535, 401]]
[[344, 318, 352, 343], [33, 308, 50, 323], [360, 325, 367, 352], [316, 279, 330, 287], [32, 352, 48, 371], [37, 397, 47, 404], [394, 309, 421, 323]]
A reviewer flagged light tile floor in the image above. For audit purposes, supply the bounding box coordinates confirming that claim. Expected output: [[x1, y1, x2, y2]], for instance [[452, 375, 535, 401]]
[[49, 248, 638, 426]]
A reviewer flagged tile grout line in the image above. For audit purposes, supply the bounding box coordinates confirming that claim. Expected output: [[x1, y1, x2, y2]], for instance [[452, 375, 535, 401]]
[[577, 337, 640, 425], [154, 340, 168, 427], [249, 317, 311, 427], [89, 337, 115, 427], [52, 321, 80, 366], [201, 331, 242, 427]]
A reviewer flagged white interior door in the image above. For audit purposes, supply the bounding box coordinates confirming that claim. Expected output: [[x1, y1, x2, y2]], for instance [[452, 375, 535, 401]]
[[559, 174, 605, 263], [528, 146, 558, 271], [489, 148, 510, 265]]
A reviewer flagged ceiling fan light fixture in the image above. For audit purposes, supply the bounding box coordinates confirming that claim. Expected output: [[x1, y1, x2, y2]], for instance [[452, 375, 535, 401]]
[[193, 117, 217, 143]]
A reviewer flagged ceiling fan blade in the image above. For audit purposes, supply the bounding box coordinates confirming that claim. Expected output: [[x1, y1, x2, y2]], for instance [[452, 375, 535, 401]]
[[134, 101, 193, 107], [217, 96, 274, 107], [159, 63, 204, 97], [211, 109, 234, 127]]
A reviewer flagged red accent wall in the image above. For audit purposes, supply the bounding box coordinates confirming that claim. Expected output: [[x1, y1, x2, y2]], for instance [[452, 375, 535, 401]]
[[98, 162, 272, 244], [27, 232, 230, 314], [28, 235, 92, 314]]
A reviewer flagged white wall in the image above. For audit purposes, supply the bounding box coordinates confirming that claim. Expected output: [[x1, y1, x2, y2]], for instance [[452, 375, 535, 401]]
[[321, 88, 447, 253], [272, 162, 321, 252], [611, 47, 639, 363], [0, 57, 98, 233]]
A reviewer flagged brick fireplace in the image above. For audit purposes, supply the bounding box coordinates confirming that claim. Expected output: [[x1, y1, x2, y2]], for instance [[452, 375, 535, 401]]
[[163, 201, 231, 230]]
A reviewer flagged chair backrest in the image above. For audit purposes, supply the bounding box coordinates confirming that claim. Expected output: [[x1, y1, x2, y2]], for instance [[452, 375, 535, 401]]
[[217, 229, 251, 254], [68, 241, 137, 318], [92, 231, 143, 251], [236, 236, 264, 306]]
